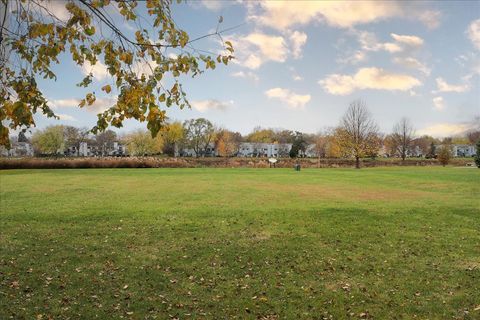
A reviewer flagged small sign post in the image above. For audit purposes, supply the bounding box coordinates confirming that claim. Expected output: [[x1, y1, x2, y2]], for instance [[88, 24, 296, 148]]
[[268, 158, 277, 168]]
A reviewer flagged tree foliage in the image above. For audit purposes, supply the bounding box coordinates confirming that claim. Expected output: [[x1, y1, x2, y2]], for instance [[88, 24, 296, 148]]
[[426, 141, 436, 159], [437, 145, 451, 166], [0, 0, 234, 147], [94, 129, 117, 156], [64, 125, 90, 154], [31, 125, 65, 155], [289, 131, 307, 158], [162, 121, 184, 156], [246, 127, 275, 143], [474, 139, 480, 168], [215, 129, 241, 157], [183, 118, 215, 157], [336, 100, 379, 168], [124, 129, 163, 156]]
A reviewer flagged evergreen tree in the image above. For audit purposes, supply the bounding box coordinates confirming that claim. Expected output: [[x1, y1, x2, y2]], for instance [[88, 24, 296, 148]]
[[427, 142, 436, 158], [475, 139, 480, 168]]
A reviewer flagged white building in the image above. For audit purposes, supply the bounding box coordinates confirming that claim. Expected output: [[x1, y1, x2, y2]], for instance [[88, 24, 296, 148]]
[[0, 141, 34, 157], [435, 144, 476, 157], [237, 142, 291, 157], [180, 142, 216, 157], [452, 144, 476, 157]]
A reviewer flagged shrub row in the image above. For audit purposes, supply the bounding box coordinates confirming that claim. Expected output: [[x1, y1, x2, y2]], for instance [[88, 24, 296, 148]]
[[0, 157, 473, 169]]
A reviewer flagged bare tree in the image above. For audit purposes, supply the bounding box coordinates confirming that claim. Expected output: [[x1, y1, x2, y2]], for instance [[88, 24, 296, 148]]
[[313, 133, 328, 158], [64, 126, 90, 156], [337, 100, 379, 169], [392, 118, 415, 160]]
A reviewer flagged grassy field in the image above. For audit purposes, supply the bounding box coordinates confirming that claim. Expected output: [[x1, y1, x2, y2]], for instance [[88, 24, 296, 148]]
[[1, 167, 479, 319]]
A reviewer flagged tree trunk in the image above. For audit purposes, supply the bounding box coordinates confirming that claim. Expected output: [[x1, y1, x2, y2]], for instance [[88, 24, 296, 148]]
[[355, 156, 360, 169]]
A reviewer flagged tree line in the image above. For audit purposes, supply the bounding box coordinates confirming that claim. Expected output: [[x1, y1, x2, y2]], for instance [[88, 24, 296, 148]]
[[8, 100, 480, 166]]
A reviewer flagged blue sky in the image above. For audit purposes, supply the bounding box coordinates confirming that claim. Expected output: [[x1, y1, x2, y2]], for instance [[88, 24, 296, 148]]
[[35, 1, 479, 137]]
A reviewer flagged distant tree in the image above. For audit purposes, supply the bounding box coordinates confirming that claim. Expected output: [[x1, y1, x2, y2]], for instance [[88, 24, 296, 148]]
[[437, 145, 451, 166], [442, 137, 453, 145], [289, 144, 299, 158], [64, 126, 90, 156], [313, 134, 328, 158], [246, 127, 275, 143], [184, 118, 215, 157], [467, 131, 480, 144], [163, 121, 185, 157], [392, 117, 415, 160], [215, 129, 241, 157], [426, 142, 436, 159], [31, 125, 65, 155], [475, 140, 480, 168], [273, 129, 295, 144], [95, 130, 117, 156], [125, 130, 163, 156], [336, 100, 379, 168], [451, 136, 470, 145], [383, 134, 397, 157], [365, 133, 383, 159], [18, 131, 29, 143], [291, 131, 307, 157], [412, 135, 436, 157]]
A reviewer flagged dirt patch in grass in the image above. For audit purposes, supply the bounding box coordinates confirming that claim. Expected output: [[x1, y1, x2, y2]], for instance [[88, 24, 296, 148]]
[[243, 182, 435, 203], [457, 258, 480, 271]]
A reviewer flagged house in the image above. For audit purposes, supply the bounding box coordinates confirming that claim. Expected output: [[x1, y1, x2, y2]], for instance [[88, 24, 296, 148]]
[[237, 142, 292, 157], [180, 142, 216, 157], [434, 144, 476, 157], [0, 141, 34, 157], [452, 144, 476, 157], [65, 141, 127, 157]]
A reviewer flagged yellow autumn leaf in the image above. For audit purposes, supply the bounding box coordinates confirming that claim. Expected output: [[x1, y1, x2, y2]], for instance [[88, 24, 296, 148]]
[[102, 85, 112, 94]]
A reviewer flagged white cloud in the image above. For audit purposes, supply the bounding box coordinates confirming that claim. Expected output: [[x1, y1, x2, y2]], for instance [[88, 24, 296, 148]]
[[390, 33, 424, 47], [191, 99, 233, 112], [81, 60, 109, 81], [265, 88, 311, 109], [340, 31, 425, 65], [393, 57, 430, 75], [435, 78, 470, 93], [417, 10, 442, 30], [228, 32, 288, 69], [432, 96, 445, 111], [50, 97, 116, 113], [289, 31, 307, 59], [467, 19, 480, 50], [417, 123, 473, 137], [50, 99, 82, 109], [249, 1, 401, 30], [57, 114, 76, 121], [293, 75, 303, 81], [338, 50, 367, 65], [247, 1, 441, 31], [319, 67, 421, 95], [243, 33, 287, 61], [228, 30, 307, 69], [358, 31, 423, 53], [36, 0, 71, 22], [231, 71, 259, 82], [199, 0, 226, 11]]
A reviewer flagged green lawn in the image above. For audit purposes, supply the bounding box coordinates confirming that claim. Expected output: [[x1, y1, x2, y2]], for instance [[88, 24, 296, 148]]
[[1, 167, 479, 319]]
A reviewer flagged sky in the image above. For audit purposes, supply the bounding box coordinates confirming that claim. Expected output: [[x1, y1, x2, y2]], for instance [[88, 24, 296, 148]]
[[33, 0, 480, 138]]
